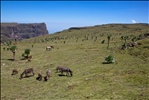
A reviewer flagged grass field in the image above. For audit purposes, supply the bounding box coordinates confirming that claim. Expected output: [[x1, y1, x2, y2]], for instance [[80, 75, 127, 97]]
[[1, 24, 149, 100]]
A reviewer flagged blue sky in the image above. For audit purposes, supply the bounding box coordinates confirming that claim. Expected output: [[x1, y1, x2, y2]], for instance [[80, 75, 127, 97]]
[[1, 1, 149, 34]]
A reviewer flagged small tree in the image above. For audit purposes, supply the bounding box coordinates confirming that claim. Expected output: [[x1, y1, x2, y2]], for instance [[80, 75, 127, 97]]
[[101, 40, 105, 44], [124, 36, 129, 44], [121, 36, 124, 42], [22, 49, 31, 59], [131, 36, 137, 42], [107, 35, 112, 49], [121, 35, 129, 49], [10, 45, 17, 60], [25, 49, 31, 56], [14, 39, 17, 45]]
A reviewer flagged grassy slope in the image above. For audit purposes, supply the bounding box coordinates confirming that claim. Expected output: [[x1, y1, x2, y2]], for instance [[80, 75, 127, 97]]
[[1, 24, 149, 100]]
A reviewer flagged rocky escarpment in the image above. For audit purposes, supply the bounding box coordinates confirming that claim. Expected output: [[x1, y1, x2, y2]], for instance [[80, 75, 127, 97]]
[[1, 22, 49, 42]]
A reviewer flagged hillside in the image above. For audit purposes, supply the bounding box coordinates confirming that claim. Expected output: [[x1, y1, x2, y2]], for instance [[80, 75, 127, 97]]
[[1, 23, 149, 100], [25, 23, 148, 42], [1, 22, 49, 42]]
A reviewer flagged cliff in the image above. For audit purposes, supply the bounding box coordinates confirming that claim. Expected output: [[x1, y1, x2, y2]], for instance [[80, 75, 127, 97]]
[[1, 22, 49, 42]]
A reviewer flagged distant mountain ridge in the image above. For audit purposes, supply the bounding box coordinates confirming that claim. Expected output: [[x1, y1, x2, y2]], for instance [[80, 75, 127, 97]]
[[1, 22, 49, 42]]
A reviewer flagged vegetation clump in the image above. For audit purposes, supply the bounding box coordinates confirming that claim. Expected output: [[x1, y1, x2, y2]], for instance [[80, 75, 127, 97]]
[[104, 55, 115, 64], [101, 40, 105, 44], [22, 49, 31, 60]]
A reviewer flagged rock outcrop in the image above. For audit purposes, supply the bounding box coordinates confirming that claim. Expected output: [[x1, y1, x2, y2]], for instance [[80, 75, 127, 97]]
[[1, 22, 49, 42]]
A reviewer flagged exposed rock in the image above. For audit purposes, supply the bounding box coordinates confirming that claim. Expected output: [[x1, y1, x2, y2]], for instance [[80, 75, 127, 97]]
[[1, 22, 49, 42]]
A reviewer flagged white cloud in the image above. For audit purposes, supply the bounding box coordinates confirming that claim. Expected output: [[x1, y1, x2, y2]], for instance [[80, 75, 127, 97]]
[[131, 20, 137, 23]]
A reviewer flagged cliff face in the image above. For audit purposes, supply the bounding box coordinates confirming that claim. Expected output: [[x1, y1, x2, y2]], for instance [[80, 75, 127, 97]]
[[1, 22, 49, 42]]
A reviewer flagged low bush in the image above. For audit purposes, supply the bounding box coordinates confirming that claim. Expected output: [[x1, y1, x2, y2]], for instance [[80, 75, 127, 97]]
[[103, 55, 115, 64]]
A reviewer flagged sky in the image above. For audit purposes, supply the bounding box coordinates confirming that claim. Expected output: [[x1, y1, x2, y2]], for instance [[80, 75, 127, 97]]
[[1, 1, 149, 34]]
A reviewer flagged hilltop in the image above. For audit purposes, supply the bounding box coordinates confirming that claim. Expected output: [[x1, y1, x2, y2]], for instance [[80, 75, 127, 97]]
[[1, 22, 49, 42], [25, 23, 148, 43]]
